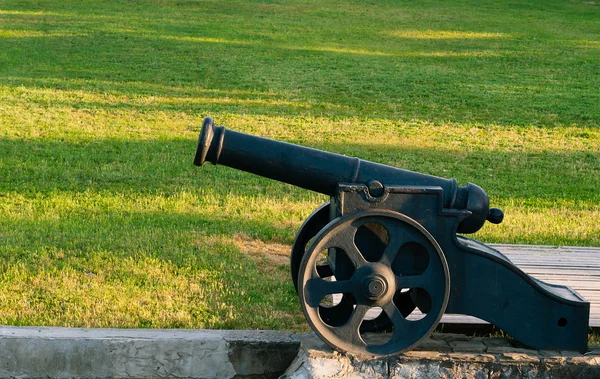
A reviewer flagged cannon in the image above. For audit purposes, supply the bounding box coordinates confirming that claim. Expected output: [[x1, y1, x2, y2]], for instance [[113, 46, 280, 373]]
[[194, 116, 589, 356]]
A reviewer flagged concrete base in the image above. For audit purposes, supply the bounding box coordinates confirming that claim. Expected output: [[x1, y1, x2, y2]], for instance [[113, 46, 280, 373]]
[[2, 327, 599, 378], [0, 327, 300, 378], [282, 333, 600, 379]]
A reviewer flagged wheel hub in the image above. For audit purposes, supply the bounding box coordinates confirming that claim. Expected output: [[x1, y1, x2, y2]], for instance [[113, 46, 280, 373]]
[[354, 264, 395, 303], [364, 275, 387, 299]]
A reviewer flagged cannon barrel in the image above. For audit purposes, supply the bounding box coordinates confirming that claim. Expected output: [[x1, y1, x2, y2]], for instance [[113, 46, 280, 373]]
[[194, 117, 503, 233]]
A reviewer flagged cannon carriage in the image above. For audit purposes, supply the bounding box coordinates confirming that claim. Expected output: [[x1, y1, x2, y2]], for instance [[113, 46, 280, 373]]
[[194, 116, 589, 356]]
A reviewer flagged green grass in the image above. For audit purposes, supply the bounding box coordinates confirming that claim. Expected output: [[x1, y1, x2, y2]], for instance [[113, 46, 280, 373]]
[[0, 0, 599, 333]]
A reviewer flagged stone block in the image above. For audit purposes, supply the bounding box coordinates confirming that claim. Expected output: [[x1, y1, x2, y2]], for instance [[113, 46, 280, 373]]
[[561, 350, 584, 357], [497, 352, 540, 364], [412, 337, 452, 352], [431, 332, 471, 342], [477, 354, 498, 363], [487, 346, 539, 355], [400, 350, 445, 360], [449, 339, 487, 353], [447, 353, 482, 362], [538, 350, 560, 357], [299, 333, 335, 357], [482, 337, 513, 348], [540, 356, 567, 365]]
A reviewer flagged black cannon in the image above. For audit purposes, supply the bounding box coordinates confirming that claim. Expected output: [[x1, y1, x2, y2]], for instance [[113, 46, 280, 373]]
[[194, 117, 589, 356]]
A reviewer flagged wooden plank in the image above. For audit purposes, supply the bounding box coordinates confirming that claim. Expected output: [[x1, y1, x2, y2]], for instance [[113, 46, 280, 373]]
[[507, 258, 600, 263], [508, 262, 600, 266], [508, 258, 600, 264], [503, 252, 600, 257], [512, 268, 600, 276], [503, 249, 600, 254], [490, 244, 600, 253], [525, 276, 600, 282], [509, 243, 600, 327], [572, 292, 600, 298]]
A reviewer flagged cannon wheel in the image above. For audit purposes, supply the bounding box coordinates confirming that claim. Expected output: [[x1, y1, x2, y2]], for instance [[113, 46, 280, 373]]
[[298, 209, 450, 356], [291, 203, 417, 332]]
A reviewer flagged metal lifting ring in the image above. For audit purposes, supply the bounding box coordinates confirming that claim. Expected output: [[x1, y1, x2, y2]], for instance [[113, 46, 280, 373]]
[[297, 209, 450, 356]]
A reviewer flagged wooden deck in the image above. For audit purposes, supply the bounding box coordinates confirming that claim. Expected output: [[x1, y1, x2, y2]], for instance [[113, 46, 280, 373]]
[[439, 244, 600, 327]]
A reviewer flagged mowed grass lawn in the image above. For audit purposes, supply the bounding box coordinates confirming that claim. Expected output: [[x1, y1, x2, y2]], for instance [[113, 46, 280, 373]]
[[0, 0, 598, 331]]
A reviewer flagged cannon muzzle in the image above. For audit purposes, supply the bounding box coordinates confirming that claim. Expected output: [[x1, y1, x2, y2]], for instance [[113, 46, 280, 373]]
[[194, 117, 503, 233]]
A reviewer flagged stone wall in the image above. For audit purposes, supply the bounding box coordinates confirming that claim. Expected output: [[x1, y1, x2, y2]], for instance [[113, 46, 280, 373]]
[[1, 327, 598, 378], [283, 333, 600, 378]]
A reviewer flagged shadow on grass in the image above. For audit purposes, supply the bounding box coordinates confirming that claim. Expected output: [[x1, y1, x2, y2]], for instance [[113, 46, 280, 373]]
[[0, 209, 291, 267], [1, 137, 598, 203], [1, 136, 598, 255]]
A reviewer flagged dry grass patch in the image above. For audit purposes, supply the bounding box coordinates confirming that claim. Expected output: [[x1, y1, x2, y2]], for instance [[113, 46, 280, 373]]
[[198, 233, 291, 267], [232, 233, 291, 267]]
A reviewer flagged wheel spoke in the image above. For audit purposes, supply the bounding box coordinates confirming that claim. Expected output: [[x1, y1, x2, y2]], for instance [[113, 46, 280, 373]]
[[327, 222, 369, 269], [332, 237, 366, 269], [394, 274, 427, 290], [379, 231, 407, 266], [328, 304, 370, 347], [304, 278, 353, 308], [381, 300, 408, 329], [382, 299, 424, 347]]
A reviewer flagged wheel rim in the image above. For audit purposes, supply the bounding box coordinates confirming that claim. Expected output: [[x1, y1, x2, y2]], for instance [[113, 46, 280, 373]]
[[291, 202, 331, 292]]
